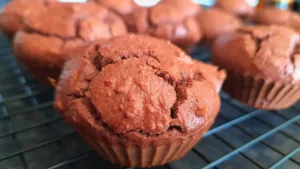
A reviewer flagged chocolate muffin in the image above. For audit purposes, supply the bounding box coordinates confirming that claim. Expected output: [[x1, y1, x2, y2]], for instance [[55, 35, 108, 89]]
[[196, 8, 242, 45], [214, 0, 254, 18], [94, 0, 141, 30], [192, 60, 226, 93], [252, 7, 300, 32], [55, 34, 224, 167], [0, 0, 56, 39], [128, 0, 202, 51], [212, 25, 300, 110], [13, 2, 127, 86]]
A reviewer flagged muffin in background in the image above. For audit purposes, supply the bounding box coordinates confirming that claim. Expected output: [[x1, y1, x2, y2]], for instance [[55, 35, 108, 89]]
[[214, 0, 254, 19], [212, 25, 300, 110], [13, 2, 127, 86], [55, 34, 224, 168], [196, 8, 242, 46], [252, 7, 300, 32], [0, 0, 57, 39], [94, 0, 141, 31], [128, 0, 202, 51]]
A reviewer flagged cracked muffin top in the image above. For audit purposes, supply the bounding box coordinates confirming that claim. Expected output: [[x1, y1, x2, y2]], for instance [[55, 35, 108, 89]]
[[212, 25, 300, 84], [0, 0, 57, 39], [214, 0, 254, 18], [94, 0, 141, 31], [55, 35, 224, 145], [13, 2, 127, 69], [127, 0, 202, 50], [196, 8, 242, 41], [252, 7, 300, 32], [95, 0, 140, 15], [23, 2, 127, 42]]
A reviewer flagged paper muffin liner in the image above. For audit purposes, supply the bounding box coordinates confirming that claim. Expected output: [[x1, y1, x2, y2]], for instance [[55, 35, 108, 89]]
[[79, 132, 204, 168], [223, 70, 300, 110]]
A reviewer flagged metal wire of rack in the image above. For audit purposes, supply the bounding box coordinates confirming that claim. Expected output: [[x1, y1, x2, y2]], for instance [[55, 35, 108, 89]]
[[0, 35, 300, 169], [0, 12, 300, 169]]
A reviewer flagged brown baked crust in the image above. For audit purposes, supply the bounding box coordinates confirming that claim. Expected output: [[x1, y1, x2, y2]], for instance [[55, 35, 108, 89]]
[[214, 0, 254, 18], [55, 34, 222, 146], [128, 0, 202, 51], [253, 7, 300, 32], [13, 2, 127, 86], [196, 8, 242, 42], [0, 0, 56, 39], [94, 0, 142, 34], [212, 25, 300, 84], [95, 0, 139, 15], [192, 60, 226, 92]]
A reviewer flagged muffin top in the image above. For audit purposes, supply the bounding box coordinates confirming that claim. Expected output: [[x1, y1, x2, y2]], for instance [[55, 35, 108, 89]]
[[94, 0, 141, 32], [23, 2, 127, 41], [192, 60, 226, 92], [214, 0, 253, 18], [212, 25, 300, 84], [55, 35, 224, 145], [196, 8, 242, 41], [95, 0, 140, 15], [13, 2, 127, 68], [253, 7, 300, 32], [0, 0, 56, 38], [128, 0, 202, 50]]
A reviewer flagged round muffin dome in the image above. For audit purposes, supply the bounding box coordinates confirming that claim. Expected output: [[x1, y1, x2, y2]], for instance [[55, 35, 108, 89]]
[[94, 0, 141, 31], [127, 0, 202, 51], [213, 25, 300, 83], [13, 2, 127, 86], [212, 25, 300, 110], [55, 34, 224, 167], [95, 0, 139, 15], [196, 8, 242, 45], [0, 0, 57, 39], [252, 7, 300, 32], [214, 0, 254, 18]]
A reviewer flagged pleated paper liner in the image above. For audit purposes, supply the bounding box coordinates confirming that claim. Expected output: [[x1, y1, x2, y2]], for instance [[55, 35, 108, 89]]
[[60, 96, 215, 168], [79, 130, 206, 168], [223, 70, 300, 110]]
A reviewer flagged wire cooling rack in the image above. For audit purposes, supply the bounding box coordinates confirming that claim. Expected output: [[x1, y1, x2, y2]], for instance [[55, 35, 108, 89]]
[[0, 35, 300, 169], [0, 3, 300, 167]]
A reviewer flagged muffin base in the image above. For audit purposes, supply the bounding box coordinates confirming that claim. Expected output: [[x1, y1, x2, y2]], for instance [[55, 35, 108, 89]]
[[223, 70, 300, 110], [79, 130, 206, 168]]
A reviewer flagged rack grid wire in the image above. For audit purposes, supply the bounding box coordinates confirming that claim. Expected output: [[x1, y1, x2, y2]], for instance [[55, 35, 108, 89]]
[[1, 36, 299, 169], [0, 6, 300, 169]]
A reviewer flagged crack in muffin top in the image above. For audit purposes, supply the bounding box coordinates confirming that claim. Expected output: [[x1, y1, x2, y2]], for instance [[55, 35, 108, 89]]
[[0, 0, 56, 38], [13, 2, 127, 73], [55, 35, 222, 139], [23, 2, 127, 42], [213, 25, 300, 83], [127, 0, 202, 49]]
